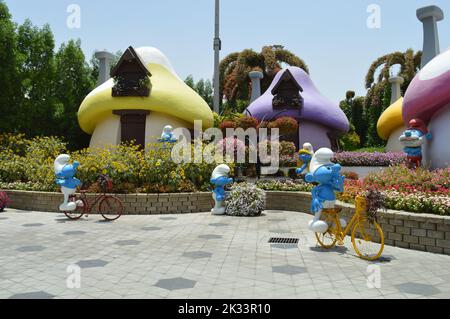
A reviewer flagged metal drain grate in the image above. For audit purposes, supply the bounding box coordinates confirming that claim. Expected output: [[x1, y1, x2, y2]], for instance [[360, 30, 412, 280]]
[[269, 237, 299, 245]]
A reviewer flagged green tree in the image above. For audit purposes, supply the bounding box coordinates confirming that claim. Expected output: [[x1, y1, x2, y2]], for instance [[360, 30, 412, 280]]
[[15, 20, 57, 136], [54, 40, 95, 150], [364, 49, 421, 146], [340, 91, 368, 147], [195, 79, 213, 109], [220, 45, 308, 108], [0, 1, 21, 133], [184, 75, 213, 109], [184, 75, 195, 89]]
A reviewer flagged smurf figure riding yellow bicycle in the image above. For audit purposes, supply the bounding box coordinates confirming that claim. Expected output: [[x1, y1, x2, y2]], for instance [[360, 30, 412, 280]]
[[303, 148, 385, 261]]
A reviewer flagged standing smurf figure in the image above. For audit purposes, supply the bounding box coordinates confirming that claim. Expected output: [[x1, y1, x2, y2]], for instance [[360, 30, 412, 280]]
[[158, 125, 178, 143], [296, 143, 314, 175], [210, 164, 234, 215], [54, 155, 82, 211], [305, 148, 345, 233], [399, 119, 432, 169]]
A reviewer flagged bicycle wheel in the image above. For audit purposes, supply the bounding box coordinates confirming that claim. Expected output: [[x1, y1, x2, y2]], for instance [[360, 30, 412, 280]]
[[64, 196, 86, 220], [351, 218, 385, 261], [99, 196, 123, 221], [315, 213, 338, 249]]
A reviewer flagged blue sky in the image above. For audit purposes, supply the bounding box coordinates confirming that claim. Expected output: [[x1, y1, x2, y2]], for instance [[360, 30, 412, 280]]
[[5, 0, 450, 103]]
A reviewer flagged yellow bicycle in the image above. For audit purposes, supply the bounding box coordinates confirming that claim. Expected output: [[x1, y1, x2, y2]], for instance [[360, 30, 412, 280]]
[[315, 196, 385, 261]]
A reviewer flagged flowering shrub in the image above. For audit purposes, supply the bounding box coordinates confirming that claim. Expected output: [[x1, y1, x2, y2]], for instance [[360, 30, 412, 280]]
[[338, 165, 450, 215], [226, 183, 265, 217], [220, 120, 237, 132], [236, 116, 259, 130], [280, 141, 296, 156], [0, 135, 232, 194], [216, 137, 246, 162], [333, 152, 406, 167], [342, 171, 360, 180], [0, 191, 10, 212], [364, 165, 450, 194], [279, 155, 297, 167], [256, 179, 313, 192], [267, 117, 298, 135]]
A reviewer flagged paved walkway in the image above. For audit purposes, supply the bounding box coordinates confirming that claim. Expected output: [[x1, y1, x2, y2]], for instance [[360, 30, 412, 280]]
[[1, 209, 450, 299]]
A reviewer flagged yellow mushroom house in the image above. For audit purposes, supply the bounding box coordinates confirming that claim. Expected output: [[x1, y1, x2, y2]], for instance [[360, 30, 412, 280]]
[[377, 97, 406, 152], [78, 46, 213, 149]]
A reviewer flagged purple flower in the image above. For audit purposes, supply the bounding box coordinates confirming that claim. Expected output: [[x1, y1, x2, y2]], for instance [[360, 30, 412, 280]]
[[332, 152, 406, 167]]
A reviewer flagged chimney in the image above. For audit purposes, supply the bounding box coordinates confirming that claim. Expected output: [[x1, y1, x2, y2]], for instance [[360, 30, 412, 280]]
[[389, 76, 404, 104], [95, 51, 115, 85], [249, 71, 264, 103], [417, 6, 444, 68]]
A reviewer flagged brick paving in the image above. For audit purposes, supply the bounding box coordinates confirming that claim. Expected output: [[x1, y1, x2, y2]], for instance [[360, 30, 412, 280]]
[[1, 209, 450, 299]]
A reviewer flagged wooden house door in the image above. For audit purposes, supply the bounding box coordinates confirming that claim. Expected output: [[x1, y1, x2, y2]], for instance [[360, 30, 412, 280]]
[[113, 110, 150, 149]]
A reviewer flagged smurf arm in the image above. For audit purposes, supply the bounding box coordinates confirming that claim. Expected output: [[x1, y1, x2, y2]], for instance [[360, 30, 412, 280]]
[[73, 161, 79, 171], [305, 174, 323, 213], [296, 164, 308, 175], [212, 176, 234, 187], [310, 186, 323, 213], [333, 175, 345, 192]]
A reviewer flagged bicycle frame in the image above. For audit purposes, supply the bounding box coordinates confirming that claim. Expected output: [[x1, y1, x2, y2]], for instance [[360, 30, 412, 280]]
[[78, 192, 108, 214], [325, 196, 367, 242]]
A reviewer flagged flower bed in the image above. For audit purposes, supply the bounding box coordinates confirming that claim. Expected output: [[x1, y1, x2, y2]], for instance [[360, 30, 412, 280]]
[[340, 165, 450, 215], [332, 152, 406, 167], [0, 134, 231, 194], [256, 165, 450, 216], [256, 179, 313, 192]]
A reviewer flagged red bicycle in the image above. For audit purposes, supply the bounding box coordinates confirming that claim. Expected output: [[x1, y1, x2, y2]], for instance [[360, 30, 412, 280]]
[[64, 175, 123, 221]]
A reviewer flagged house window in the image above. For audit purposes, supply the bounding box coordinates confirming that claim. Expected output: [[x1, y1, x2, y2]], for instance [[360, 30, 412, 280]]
[[111, 46, 151, 97], [271, 69, 304, 110], [113, 110, 150, 149]]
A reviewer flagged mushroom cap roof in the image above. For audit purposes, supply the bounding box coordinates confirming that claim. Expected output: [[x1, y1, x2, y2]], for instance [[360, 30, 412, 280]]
[[78, 47, 213, 134], [245, 67, 349, 133], [403, 49, 450, 125], [377, 97, 404, 140]]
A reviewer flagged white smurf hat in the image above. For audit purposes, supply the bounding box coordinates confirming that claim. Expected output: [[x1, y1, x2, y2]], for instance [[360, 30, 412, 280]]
[[211, 164, 231, 180], [309, 148, 334, 174], [54, 154, 71, 174]]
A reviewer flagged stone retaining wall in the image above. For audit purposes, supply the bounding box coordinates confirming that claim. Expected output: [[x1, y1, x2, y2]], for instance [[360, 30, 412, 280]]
[[4, 190, 214, 215], [4, 190, 450, 255], [266, 191, 450, 256]]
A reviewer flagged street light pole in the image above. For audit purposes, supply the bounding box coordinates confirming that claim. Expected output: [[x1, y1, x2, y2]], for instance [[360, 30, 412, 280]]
[[213, 0, 221, 114]]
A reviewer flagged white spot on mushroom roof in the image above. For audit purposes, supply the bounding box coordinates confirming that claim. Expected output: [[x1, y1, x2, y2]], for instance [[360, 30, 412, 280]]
[[135, 47, 181, 81], [419, 50, 450, 81]]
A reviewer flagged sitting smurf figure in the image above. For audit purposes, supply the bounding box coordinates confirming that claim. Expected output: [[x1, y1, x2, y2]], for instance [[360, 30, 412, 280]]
[[210, 164, 234, 215], [399, 119, 432, 169], [158, 125, 178, 143], [296, 143, 314, 175], [54, 154, 82, 211], [305, 148, 345, 233]]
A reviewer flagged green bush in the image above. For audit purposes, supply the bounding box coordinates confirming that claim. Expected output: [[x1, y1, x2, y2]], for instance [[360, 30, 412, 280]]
[[339, 132, 361, 151], [0, 134, 233, 194]]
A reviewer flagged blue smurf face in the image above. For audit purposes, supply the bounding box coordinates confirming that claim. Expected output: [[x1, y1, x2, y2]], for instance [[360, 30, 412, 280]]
[[299, 153, 312, 163], [399, 129, 424, 148], [313, 164, 342, 184]]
